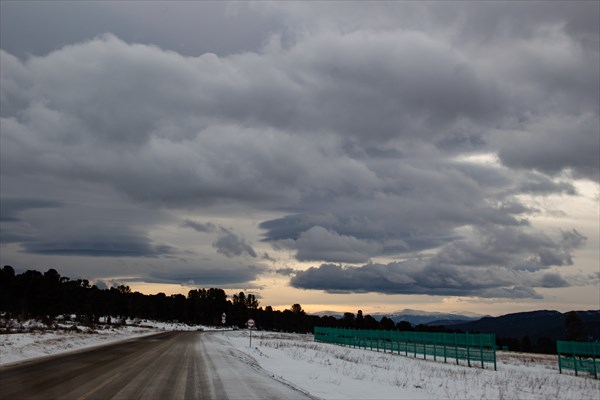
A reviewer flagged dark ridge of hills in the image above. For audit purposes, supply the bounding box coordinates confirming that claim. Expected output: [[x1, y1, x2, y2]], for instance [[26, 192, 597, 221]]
[[439, 310, 600, 341]]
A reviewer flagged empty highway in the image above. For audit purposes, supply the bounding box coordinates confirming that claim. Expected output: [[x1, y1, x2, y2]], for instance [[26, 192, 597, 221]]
[[0, 331, 313, 400]]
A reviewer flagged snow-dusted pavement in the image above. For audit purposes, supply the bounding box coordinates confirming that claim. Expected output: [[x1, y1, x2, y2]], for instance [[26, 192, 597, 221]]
[[1, 325, 599, 399]]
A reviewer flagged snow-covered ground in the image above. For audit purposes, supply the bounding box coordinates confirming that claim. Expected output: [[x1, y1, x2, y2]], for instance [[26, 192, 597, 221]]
[[1, 321, 598, 399], [223, 330, 600, 400]]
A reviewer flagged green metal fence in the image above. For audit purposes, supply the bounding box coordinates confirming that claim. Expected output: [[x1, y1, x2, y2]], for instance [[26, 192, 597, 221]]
[[314, 327, 496, 370], [557, 340, 600, 378]]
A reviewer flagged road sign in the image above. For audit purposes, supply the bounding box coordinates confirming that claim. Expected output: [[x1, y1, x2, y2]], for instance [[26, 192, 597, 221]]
[[247, 319, 255, 347], [221, 313, 226, 324]]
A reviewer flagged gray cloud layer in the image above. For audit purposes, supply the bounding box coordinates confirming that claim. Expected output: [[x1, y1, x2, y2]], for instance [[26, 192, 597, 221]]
[[213, 232, 257, 259], [290, 262, 570, 299], [1, 2, 597, 293], [289, 224, 586, 298], [182, 219, 258, 259]]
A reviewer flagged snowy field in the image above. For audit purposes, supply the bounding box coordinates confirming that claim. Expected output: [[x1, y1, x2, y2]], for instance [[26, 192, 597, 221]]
[[1, 321, 598, 399], [222, 330, 599, 400]]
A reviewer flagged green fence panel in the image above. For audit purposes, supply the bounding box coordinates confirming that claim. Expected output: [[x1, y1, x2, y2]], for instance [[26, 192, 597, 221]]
[[314, 327, 496, 370], [557, 340, 599, 378]]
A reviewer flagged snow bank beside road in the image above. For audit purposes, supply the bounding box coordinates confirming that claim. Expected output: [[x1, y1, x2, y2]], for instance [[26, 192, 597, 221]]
[[0, 326, 158, 366], [0, 319, 209, 366]]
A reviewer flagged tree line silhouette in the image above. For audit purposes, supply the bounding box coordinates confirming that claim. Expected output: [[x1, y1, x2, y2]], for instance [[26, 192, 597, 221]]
[[0, 266, 462, 334], [0, 266, 588, 354]]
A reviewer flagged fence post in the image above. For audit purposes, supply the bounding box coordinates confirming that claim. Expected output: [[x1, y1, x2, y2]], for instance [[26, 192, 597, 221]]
[[492, 334, 497, 371], [466, 332, 471, 367], [558, 341, 563, 374], [480, 339, 484, 369], [593, 342, 597, 379], [444, 340, 447, 363], [455, 332, 459, 365], [558, 354, 563, 374]]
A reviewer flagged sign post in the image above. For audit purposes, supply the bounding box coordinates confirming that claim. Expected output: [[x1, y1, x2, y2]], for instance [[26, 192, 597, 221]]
[[221, 313, 226, 325], [247, 319, 255, 347]]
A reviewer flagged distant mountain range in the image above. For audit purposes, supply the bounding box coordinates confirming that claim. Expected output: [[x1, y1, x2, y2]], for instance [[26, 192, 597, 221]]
[[441, 310, 600, 341], [312, 309, 484, 326]]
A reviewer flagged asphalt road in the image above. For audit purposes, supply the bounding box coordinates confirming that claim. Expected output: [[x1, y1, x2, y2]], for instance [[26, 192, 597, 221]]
[[0, 331, 313, 400]]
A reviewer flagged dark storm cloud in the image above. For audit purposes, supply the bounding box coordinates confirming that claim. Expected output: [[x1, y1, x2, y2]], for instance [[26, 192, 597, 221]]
[[259, 159, 561, 259], [213, 232, 257, 259], [1, 2, 597, 292], [149, 262, 266, 287], [261, 252, 275, 262], [0, 188, 175, 259], [276, 226, 381, 264], [515, 173, 576, 195], [183, 220, 257, 259], [6, 216, 173, 258], [273, 2, 599, 68], [0, 1, 283, 58], [22, 235, 172, 257], [182, 220, 219, 233], [290, 262, 570, 299], [0, 198, 62, 222], [1, 28, 595, 205], [495, 114, 600, 180], [274, 268, 297, 276], [288, 224, 585, 298], [0, 35, 380, 208], [432, 226, 586, 270], [0, 199, 172, 257], [428, 1, 599, 55]]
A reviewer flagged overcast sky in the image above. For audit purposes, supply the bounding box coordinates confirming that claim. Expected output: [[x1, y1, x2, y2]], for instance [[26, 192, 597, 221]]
[[1, 1, 598, 315]]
